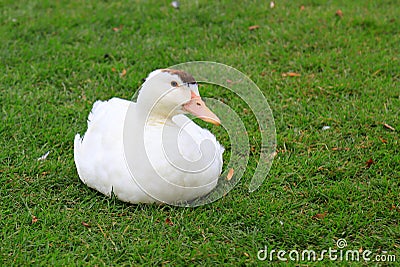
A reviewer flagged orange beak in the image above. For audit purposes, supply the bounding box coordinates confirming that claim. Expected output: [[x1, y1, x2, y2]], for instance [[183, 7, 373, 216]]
[[183, 91, 221, 126]]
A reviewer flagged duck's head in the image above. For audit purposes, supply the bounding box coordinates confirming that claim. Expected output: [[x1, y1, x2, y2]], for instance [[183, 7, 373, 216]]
[[136, 69, 220, 126]]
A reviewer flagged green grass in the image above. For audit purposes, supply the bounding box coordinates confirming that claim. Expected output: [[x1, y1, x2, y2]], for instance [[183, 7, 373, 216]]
[[1, 0, 399, 265]]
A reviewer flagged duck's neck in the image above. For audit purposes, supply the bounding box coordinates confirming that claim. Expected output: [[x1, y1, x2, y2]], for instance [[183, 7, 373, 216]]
[[145, 115, 175, 126], [136, 101, 179, 127], [134, 108, 174, 127]]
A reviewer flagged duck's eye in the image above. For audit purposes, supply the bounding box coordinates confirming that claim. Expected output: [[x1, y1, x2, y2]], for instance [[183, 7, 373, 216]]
[[171, 81, 178, 87]]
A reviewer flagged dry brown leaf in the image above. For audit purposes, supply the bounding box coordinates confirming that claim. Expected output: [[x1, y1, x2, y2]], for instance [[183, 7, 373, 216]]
[[226, 79, 243, 85], [31, 215, 38, 224], [312, 211, 327, 220], [120, 69, 127, 77], [248, 25, 260, 31], [335, 9, 343, 17], [365, 158, 374, 168], [300, 5, 305, 11], [226, 168, 234, 181], [165, 218, 174, 226], [112, 25, 123, 32], [282, 72, 301, 77], [379, 137, 387, 143], [82, 221, 91, 228], [111, 67, 116, 72], [383, 123, 395, 131], [389, 205, 400, 212]]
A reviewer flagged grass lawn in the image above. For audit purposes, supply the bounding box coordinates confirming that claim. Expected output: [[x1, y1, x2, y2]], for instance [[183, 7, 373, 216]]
[[1, 0, 399, 265]]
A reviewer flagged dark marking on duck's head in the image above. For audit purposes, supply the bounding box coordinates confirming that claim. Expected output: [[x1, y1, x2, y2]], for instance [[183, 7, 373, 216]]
[[161, 69, 197, 85]]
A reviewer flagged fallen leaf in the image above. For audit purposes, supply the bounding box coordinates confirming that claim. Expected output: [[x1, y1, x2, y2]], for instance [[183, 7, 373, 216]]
[[383, 123, 395, 131], [112, 25, 123, 32], [365, 158, 374, 168], [226, 168, 234, 181], [165, 218, 174, 226], [335, 9, 343, 17], [111, 67, 116, 72], [120, 69, 127, 77], [312, 211, 327, 220], [32, 215, 38, 224], [82, 221, 91, 228], [389, 205, 400, 212], [248, 25, 260, 31], [300, 5, 305, 11], [282, 72, 301, 77], [379, 137, 387, 143], [226, 78, 243, 85]]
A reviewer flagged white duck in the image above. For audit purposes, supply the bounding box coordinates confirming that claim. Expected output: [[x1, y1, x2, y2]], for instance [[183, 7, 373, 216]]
[[74, 69, 224, 205]]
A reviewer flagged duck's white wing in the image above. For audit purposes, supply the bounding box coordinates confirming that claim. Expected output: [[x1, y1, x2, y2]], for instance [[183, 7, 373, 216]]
[[74, 98, 148, 201], [172, 114, 225, 199]]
